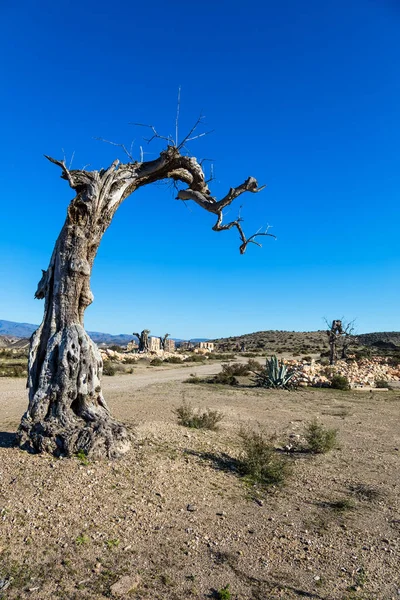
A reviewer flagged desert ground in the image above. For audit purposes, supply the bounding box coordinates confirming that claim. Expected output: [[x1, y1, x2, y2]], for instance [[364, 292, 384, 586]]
[[1, 360, 399, 600]]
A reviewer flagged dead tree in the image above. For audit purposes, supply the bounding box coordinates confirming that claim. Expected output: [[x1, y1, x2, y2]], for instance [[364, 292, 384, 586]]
[[326, 319, 344, 365], [17, 143, 273, 459], [340, 320, 357, 359], [133, 330, 150, 353], [160, 333, 170, 351]]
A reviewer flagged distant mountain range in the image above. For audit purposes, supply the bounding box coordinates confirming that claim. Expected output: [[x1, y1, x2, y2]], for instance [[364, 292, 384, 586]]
[[0, 320, 208, 346]]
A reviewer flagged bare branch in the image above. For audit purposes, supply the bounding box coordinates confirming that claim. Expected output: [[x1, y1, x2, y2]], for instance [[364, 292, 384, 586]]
[[175, 85, 181, 146], [177, 113, 208, 149], [130, 123, 175, 145], [95, 137, 135, 162], [44, 155, 74, 187]]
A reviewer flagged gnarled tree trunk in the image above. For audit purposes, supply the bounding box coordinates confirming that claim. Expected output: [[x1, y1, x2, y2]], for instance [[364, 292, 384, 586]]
[[17, 145, 271, 458]]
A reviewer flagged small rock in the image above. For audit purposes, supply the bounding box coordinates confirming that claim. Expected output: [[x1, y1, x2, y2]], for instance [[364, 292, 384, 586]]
[[187, 504, 196, 512], [110, 575, 141, 597]]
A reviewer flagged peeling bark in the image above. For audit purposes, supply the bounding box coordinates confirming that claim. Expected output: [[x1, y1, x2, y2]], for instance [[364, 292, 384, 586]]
[[18, 146, 269, 458]]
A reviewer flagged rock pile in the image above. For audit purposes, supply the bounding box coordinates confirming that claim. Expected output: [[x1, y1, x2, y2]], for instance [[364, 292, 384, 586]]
[[99, 349, 188, 362], [288, 357, 400, 388]]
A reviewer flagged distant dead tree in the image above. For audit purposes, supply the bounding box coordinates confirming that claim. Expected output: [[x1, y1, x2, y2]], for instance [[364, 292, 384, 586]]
[[133, 329, 150, 353], [340, 319, 357, 360], [325, 318, 356, 364], [17, 119, 274, 459], [160, 333, 170, 350]]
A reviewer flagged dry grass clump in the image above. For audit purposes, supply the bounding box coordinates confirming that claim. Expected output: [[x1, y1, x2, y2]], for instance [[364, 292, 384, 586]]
[[303, 419, 338, 454], [238, 428, 291, 487], [150, 357, 164, 366], [174, 402, 224, 431]]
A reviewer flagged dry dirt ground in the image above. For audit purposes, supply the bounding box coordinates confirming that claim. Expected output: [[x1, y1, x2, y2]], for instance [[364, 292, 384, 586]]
[[1, 362, 400, 600]]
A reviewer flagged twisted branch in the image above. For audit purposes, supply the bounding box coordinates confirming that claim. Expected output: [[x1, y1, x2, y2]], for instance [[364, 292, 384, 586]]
[[45, 142, 273, 254]]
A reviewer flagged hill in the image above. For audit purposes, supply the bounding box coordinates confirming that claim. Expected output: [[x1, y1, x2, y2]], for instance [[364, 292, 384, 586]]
[[212, 329, 400, 354], [0, 320, 207, 348]]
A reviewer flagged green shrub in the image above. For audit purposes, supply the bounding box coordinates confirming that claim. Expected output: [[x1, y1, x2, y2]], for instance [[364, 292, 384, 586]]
[[375, 379, 389, 389], [304, 419, 338, 454], [150, 357, 164, 366], [330, 375, 350, 390], [174, 402, 223, 430], [102, 362, 116, 376], [215, 584, 231, 600], [239, 428, 291, 487], [207, 353, 236, 360]]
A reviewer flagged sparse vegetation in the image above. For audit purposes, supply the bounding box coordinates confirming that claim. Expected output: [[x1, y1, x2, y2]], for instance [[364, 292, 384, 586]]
[[174, 402, 224, 430], [214, 584, 232, 599], [238, 428, 291, 487], [304, 419, 338, 453], [75, 534, 89, 546], [322, 498, 355, 512], [75, 449, 89, 465]]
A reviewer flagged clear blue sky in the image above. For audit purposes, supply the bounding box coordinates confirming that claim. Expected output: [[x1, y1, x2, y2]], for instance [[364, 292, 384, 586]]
[[0, 0, 399, 338]]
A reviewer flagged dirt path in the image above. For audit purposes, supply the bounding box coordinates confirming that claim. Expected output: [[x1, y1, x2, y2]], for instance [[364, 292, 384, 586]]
[[0, 362, 223, 427]]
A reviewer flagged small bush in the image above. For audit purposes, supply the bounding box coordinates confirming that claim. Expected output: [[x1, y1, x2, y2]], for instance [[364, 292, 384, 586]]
[[174, 402, 223, 430], [123, 357, 137, 364], [150, 358, 163, 366], [102, 362, 116, 376], [207, 353, 236, 360], [375, 379, 389, 389], [183, 375, 204, 384], [247, 359, 263, 372], [164, 356, 182, 364], [303, 355, 312, 362], [210, 363, 250, 386], [304, 419, 338, 454], [75, 449, 89, 465], [323, 498, 355, 512], [330, 375, 351, 390], [215, 585, 231, 600], [183, 355, 206, 363], [239, 428, 291, 487]]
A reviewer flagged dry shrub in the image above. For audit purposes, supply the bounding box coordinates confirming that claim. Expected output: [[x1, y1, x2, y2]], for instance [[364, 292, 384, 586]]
[[239, 428, 291, 487], [174, 402, 223, 431], [304, 419, 338, 454]]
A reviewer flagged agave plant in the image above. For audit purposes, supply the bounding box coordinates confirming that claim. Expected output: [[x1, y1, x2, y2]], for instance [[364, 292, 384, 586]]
[[252, 355, 297, 390]]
